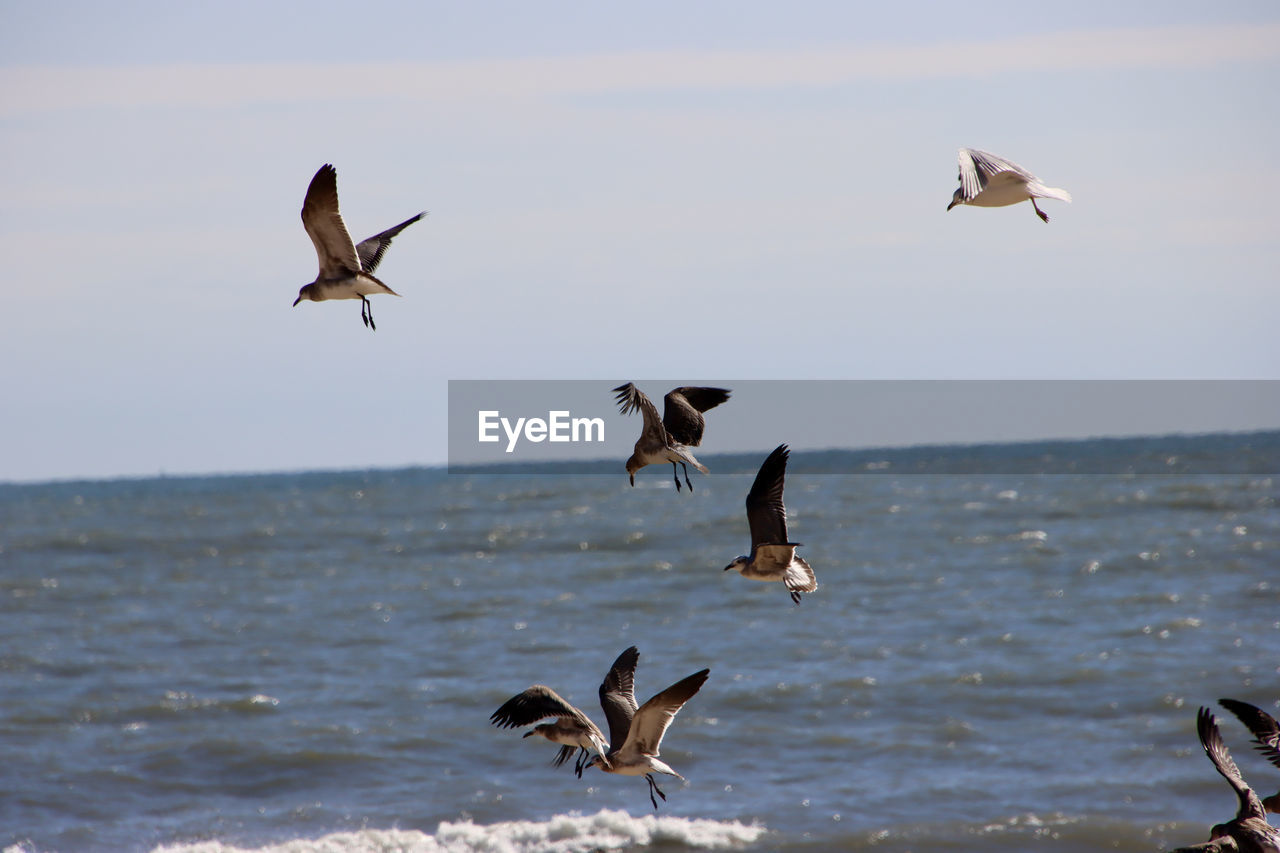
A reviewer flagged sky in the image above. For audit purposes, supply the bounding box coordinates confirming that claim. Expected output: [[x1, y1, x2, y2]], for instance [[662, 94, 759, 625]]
[[2, 1, 1278, 482]]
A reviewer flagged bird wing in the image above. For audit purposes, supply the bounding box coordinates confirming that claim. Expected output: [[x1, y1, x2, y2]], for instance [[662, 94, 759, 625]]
[[662, 387, 730, 446], [1220, 698, 1280, 770], [785, 554, 818, 595], [301, 164, 362, 277], [1197, 707, 1268, 823], [613, 383, 669, 448], [618, 668, 709, 759], [551, 744, 578, 768], [957, 148, 1037, 200], [746, 444, 791, 549], [599, 646, 640, 751], [356, 212, 427, 274], [489, 684, 599, 737]]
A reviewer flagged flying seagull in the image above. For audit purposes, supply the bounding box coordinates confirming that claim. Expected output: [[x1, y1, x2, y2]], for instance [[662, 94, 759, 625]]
[[585, 653, 710, 810], [613, 383, 728, 491], [946, 148, 1071, 223], [293, 164, 426, 330], [724, 444, 817, 604], [1219, 698, 1280, 813], [1168, 707, 1280, 853], [488, 647, 639, 778]]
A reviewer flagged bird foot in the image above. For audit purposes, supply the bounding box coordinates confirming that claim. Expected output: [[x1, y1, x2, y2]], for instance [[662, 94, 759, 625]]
[[790, 590, 802, 605], [646, 775, 667, 809]]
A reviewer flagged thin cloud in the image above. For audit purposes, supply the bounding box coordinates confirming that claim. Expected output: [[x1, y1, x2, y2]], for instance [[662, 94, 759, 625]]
[[3, 23, 1277, 116]]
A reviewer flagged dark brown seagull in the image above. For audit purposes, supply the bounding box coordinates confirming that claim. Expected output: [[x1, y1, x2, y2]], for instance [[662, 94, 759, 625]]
[[612, 383, 729, 492], [1168, 707, 1280, 853], [723, 443, 818, 604], [292, 164, 425, 330]]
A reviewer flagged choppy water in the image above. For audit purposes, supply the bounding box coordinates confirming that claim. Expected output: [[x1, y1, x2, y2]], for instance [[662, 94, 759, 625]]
[[2, 433, 1278, 853]]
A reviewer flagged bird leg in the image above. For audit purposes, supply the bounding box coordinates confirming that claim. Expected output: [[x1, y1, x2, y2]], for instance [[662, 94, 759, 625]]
[[680, 461, 693, 492], [790, 590, 802, 605], [671, 462, 682, 492], [574, 748, 588, 778], [361, 296, 377, 330], [645, 773, 667, 809], [1031, 200, 1049, 223]]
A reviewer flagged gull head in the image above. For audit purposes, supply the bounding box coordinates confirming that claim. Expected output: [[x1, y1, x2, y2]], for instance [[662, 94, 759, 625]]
[[624, 456, 642, 486], [724, 556, 750, 574], [947, 188, 963, 211], [293, 285, 314, 307], [583, 754, 607, 772]]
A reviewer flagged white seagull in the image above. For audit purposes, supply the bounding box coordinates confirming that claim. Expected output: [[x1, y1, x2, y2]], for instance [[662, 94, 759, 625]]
[[293, 164, 426, 330], [489, 647, 638, 777], [584, 652, 710, 810], [613, 383, 728, 492], [724, 444, 818, 604], [1167, 707, 1280, 853], [946, 148, 1071, 223]]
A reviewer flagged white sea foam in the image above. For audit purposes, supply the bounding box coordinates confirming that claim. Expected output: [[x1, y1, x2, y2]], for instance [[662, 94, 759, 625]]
[[150, 809, 767, 853]]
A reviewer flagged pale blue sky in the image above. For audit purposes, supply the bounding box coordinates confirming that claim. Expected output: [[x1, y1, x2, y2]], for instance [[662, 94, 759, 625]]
[[2, 2, 1278, 482]]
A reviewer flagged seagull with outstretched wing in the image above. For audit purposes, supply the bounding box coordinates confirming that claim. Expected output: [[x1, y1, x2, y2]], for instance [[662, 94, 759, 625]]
[[613, 383, 725, 492], [293, 164, 425, 330], [724, 444, 818, 604], [1220, 698, 1280, 813], [1168, 707, 1280, 852], [585, 650, 709, 810], [489, 648, 640, 777]]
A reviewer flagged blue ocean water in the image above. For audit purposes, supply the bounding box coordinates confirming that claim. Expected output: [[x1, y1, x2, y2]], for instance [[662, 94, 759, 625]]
[[2, 433, 1278, 853]]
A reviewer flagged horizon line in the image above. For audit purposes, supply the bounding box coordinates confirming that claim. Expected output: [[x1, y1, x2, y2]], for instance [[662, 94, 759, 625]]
[[4, 426, 1276, 489]]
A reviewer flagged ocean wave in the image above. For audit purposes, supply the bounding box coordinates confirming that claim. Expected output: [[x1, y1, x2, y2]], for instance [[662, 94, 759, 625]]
[[149, 810, 767, 853]]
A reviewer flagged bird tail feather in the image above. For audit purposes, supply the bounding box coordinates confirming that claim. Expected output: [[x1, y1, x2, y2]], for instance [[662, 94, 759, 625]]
[[1031, 184, 1071, 203]]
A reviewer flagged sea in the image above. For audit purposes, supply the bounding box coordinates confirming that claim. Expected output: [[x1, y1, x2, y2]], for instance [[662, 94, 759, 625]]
[[2, 432, 1278, 853]]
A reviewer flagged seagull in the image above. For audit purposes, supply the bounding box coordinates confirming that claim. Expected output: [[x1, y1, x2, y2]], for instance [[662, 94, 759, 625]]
[[724, 444, 817, 604], [1220, 698, 1280, 813], [612, 383, 727, 491], [946, 148, 1071, 223], [1167, 707, 1280, 853], [585, 653, 710, 810], [293, 164, 426, 330], [488, 647, 639, 778]]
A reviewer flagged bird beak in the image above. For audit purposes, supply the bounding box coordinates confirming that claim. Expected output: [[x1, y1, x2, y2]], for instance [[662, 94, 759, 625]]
[[522, 731, 534, 738], [946, 199, 958, 211], [723, 564, 733, 571], [629, 473, 635, 487], [292, 295, 302, 307]]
